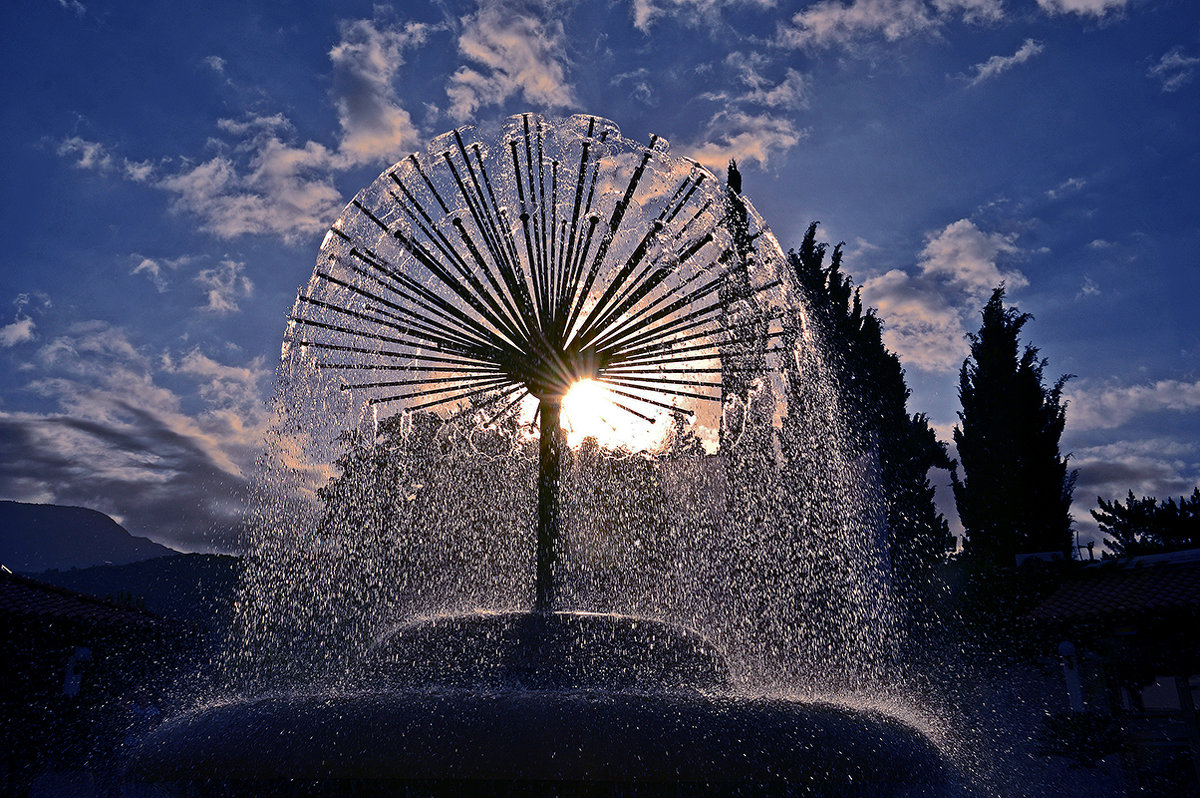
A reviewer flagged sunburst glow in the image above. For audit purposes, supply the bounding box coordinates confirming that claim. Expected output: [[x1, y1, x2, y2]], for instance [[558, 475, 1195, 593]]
[[561, 378, 669, 451]]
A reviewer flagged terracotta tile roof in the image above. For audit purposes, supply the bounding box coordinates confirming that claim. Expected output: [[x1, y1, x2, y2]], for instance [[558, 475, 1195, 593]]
[[0, 569, 163, 630], [1030, 559, 1200, 622]]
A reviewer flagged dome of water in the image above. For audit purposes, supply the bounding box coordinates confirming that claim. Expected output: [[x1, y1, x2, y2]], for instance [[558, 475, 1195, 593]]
[[131, 113, 953, 795], [285, 112, 786, 451]]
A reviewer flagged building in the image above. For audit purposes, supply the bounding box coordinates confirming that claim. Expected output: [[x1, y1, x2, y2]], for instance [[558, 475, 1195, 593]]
[[1030, 548, 1200, 794], [0, 566, 176, 795]]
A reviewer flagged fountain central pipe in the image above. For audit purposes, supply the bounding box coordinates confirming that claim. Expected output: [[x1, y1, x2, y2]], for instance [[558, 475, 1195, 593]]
[[536, 397, 564, 612]]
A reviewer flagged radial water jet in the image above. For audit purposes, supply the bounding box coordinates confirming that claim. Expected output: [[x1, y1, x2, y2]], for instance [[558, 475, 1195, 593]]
[[131, 113, 951, 795]]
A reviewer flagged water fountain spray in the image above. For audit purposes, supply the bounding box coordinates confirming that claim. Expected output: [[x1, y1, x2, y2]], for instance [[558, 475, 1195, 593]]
[[288, 112, 788, 612], [130, 115, 950, 795]]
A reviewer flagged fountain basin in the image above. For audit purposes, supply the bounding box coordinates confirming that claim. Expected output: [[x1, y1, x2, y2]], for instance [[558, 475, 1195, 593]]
[[131, 688, 946, 793], [130, 613, 947, 795]]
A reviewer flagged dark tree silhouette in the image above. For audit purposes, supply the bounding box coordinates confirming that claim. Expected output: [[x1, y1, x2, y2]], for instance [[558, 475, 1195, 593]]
[[952, 286, 1076, 568], [787, 222, 954, 624], [1093, 488, 1200, 557]]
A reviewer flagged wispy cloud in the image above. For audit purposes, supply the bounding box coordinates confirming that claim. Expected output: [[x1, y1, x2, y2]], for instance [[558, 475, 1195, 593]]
[[0, 294, 49, 349], [56, 0, 85, 17], [684, 110, 806, 171], [963, 38, 1044, 86], [1072, 438, 1199, 498], [1067, 377, 1200, 430], [57, 12, 431, 243], [1148, 46, 1199, 93], [1075, 275, 1100, 299], [57, 136, 112, 171], [195, 260, 253, 314], [1046, 176, 1086, 200], [446, 0, 577, 122], [708, 53, 812, 110], [685, 51, 811, 171], [0, 323, 271, 551], [631, 0, 776, 33], [129, 254, 196, 292], [1, 316, 36, 348], [612, 69, 655, 105], [57, 136, 157, 182], [862, 219, 1027, 373], [329, 17, 428, 166], [1070, 437, 1200, 548], [1036, 0, 1130, 17], [777, 0, 1002, 50]]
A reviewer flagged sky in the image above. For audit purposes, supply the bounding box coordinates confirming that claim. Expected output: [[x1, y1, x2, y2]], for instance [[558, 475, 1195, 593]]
[[1, 0, 1197, 554]]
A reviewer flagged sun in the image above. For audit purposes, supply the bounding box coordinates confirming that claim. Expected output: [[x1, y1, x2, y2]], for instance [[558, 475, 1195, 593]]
[[560, 379, 671, 452]]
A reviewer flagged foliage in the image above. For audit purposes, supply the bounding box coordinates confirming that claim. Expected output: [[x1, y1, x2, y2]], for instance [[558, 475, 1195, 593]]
[[786, 221, 954, 626], [719, 159, 770, 434], [952, 286, 1076, 568], [1092, 487, 1200, 557], [312, 403, 702, 630], [1036, 710, 1123, 768]]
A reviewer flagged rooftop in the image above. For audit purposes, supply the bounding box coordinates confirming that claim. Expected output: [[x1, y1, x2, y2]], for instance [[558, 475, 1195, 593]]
[[1029, 548, 1200, 623], [0, 567, 163, 630]]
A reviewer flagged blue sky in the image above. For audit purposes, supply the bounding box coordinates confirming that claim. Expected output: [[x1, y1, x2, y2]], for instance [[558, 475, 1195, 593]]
[[1, 0, 1197, 553]]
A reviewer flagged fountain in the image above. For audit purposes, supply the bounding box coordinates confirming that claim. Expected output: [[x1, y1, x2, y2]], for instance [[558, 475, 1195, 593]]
[[130, 114, 951, 795]]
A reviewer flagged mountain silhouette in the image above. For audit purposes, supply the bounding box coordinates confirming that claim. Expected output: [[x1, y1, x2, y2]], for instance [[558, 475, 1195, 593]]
[[0, 500, 178, 573]]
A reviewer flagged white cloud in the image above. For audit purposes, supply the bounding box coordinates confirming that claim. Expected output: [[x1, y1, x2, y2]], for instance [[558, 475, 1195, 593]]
[[56, 0, 85, 16], [777, 0, 1002, 49], [216, 114, 292, 137], [1148, 46, 1200, 93], [964, 38, 1044, 86], [1067, 378, 1200, 431], [446, 1, 577, 122], [159, 140, 343, 241], [716, 54, 812, 110], [631, 0, 776, 33], [1036, 0, 1130, 17], [57, 136, 157, 183], [196, 260, 254, 314], [160, 157, 269, 238], [860, 268, 968, 372], [1046, 176, 1086, 200], [0, 316, 35, 348], [129, 254, 195, 292], [122, 159, 155, 182], [329, 17, 427, 166], [861, 219, 1027, 373], [57, 136, 113, 171], [920, 218, 1025, 295], [1075, 275, 1100, 299], [684, 110, 806, 170], [62, 12, 430, 243], [131, 258, 168, 292], [1087, 238, 1114, 249], [0, 294, 49, 348], [749, 68, 811, 109]]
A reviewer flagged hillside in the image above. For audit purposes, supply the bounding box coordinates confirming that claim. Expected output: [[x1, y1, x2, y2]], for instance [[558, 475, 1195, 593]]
[[34, 552, 242, 636], [0, 500, 178, 573]]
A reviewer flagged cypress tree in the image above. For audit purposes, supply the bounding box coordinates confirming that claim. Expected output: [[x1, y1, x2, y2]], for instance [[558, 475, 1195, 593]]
[[787, 222, 954, 622], [952, 286, 1076, 568]]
